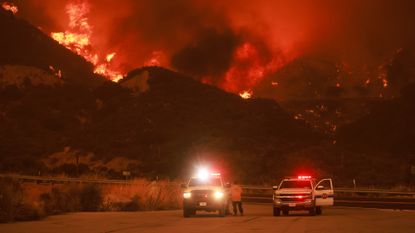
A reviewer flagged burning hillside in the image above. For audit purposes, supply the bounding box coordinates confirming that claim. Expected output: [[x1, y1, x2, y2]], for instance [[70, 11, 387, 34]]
[[2, 1, 17, 14], [49, 1, 123, 82], [0, 6, 106, 87], [1, 2, 415, 184], [11, 0, 414, 100], [0, 2, 320, 180]]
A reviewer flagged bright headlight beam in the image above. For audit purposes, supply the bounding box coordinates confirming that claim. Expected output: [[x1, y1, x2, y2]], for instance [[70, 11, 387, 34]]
[[214, 191, 224, 199], [183, 192, 191, 198]]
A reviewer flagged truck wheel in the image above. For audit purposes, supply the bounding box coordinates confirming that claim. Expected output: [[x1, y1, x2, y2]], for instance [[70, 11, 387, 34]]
[[309, 206, 316, 216], [273, 207, 281, 216], [183, 208, 192, 218], [316, 206, 322, 215], [219, 206, 226, 217], [282, 209, 289, 216]]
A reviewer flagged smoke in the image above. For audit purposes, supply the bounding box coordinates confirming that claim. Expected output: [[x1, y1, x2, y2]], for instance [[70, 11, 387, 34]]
[[171, 28, 240, 79], [11, 0, 415, 99]]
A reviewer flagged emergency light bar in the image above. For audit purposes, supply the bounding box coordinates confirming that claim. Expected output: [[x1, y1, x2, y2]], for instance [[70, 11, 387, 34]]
[[195, 167, 221, 180], [197, 168, 210, 180], [298, 175, 312, 179]]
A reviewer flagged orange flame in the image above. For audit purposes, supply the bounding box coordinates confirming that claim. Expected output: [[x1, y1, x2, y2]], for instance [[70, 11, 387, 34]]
[[222, 42, 290, 95], [2, 2, 18, 14], [106, 53, 116, 62], [144, 51, 165, 66], [382, 78, 388, 88], [49, 65, 62, 79], [239, 90, 253, 99], [50, 1, 123, 82]]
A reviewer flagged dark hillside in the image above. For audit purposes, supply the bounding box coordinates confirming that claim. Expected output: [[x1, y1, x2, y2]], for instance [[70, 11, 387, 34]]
[[0, 9, 104, 87]]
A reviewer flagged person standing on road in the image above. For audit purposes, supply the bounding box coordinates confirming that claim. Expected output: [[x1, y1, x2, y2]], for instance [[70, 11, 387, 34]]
[[230, 181, 243, 216]]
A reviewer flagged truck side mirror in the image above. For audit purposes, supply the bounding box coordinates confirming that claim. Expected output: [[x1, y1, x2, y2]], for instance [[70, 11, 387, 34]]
[[180, 183, 187, 188], [272, 186, 279, 190]]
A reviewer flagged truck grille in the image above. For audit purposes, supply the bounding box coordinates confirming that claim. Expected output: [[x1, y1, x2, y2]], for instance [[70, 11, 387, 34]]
[[281, 197, 310, 202], [276, 193, 312, 202], [191, 190, 213, 200]]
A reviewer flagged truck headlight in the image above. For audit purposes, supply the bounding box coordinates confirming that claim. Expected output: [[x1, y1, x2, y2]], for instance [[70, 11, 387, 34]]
[[214, 191, 224, 199], [183, 192, 191, 198], [274, 198, 282, 203]]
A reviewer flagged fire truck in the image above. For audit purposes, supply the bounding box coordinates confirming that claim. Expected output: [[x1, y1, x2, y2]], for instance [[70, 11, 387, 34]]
[[272, 176, 334, 216], [182, 169, 229, 217]]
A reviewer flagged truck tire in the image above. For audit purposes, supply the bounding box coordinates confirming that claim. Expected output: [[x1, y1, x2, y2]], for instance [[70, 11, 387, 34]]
[[183, 208, 192, 218], [282, 209, 289, 216], [309, 206, 316, 216], [219, 206, 226, 217], [273, 207, 281, 216], [316, 206, 322, 215]]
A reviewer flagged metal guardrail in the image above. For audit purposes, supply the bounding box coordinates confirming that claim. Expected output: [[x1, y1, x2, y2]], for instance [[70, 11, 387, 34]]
[[239, 185, 415, 209], [0, 174, 130, 185], [241, 185, 415, 196], [1, 174, 414, 209], [335, 188, 415, 196], [1, 174, 414, 195]]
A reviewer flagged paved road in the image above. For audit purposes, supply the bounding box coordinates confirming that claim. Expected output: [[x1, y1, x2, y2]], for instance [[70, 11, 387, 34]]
[[2, 204, 415, 233]]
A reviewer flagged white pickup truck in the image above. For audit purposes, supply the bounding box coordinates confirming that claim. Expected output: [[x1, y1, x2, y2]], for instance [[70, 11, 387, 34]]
[[272, 176, 334, 216], [182, 173, 229, 217]]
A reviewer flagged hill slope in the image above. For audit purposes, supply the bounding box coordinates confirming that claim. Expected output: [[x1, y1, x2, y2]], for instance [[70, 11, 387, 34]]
[[0, 9, 104, 87], [0, 64, 322, 181], [0, 10, 322, 181]]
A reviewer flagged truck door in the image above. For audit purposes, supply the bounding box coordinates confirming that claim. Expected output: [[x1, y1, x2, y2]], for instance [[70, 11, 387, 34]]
[[314, 179, 334, 206]]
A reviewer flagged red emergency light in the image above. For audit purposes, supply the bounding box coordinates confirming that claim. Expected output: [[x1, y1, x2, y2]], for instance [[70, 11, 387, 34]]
[[298, 175, 312, 179]]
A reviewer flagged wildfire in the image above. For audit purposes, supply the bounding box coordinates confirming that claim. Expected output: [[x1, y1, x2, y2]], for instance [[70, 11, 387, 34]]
[[222, 42, 290, 96], [50, 1, 123, 82], [49, 65, 62, 79], [144, 51, 165, 67], [382, 78, 388, 88], [239, 90, 253, 99], [2, 2, 18, 14], [106, 53, 116, 62]]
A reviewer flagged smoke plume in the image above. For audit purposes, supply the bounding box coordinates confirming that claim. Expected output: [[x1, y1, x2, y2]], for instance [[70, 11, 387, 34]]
[[10, 0, 415, 99]]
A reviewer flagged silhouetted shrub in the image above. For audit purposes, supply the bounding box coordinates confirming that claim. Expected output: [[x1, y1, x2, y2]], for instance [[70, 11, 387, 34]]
[[79, 184, 102, 211], [14, 203, 43, 221], [40, 183, 102, 214], [0, 178, 41, 222], [121, 195, 141, 211], [0, 178, 23, 222]]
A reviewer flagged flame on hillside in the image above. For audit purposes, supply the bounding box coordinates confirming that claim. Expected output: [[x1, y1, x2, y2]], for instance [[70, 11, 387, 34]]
[[222, 42, 292, 97], [144, 51, 165, 67], [2, 2, 18, 14], [239, 90, 253, 99], [106, 53, 116, 62], [50, 1, 123, 82]]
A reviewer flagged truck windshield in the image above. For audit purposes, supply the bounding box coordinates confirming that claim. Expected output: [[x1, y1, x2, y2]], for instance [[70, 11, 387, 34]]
[[188, 177, 222, 187], [279, 180, 312, 189]]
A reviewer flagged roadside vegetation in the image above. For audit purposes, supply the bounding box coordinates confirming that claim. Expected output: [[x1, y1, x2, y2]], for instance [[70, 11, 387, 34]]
[[0, 178, 181, 223]]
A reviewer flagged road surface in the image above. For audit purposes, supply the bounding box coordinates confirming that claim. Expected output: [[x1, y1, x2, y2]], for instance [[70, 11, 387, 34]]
[[1, 204, 415, 233]]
